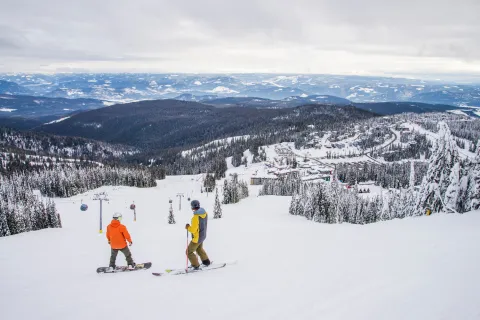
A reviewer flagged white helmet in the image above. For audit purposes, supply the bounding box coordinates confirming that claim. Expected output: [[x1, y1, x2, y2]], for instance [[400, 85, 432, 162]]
[[113, 212, 123, 220]]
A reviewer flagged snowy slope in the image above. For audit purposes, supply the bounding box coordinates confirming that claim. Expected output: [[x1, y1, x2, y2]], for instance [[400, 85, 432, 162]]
[[1, 173, 480, 320]]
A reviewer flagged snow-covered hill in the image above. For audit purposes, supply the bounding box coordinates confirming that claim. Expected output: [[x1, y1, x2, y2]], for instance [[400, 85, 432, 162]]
[[1, 165, 480, 319]]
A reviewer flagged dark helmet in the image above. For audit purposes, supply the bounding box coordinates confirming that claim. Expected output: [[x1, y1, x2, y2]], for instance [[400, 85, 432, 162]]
[[191, 200, 200, 210]]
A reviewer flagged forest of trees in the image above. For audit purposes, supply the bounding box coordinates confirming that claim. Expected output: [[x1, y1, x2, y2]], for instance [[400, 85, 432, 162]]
[[263, 122, 480, 225], [222, 174, 249, 205], [335, 161, 429, 188], [0, 176, 61, 237], [0, 127, 136, 161]]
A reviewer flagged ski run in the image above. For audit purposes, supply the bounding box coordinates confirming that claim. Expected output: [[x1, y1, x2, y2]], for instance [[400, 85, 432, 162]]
[[1, 165, 480, 320]]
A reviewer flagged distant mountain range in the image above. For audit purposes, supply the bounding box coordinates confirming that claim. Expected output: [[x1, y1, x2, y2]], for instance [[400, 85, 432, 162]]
[[0, 80, 32, 95], [0, 73, 479, 107], [0, 94, 105, 120]]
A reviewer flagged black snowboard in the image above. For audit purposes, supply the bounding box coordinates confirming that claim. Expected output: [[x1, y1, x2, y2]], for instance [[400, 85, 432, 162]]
[[97, 262, 152, 273]]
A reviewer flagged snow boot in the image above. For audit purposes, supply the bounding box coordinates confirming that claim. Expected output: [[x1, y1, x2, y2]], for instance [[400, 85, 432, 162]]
[[128, 263, 136, 270], [187, 265, 201, 272], [202, 259, 211, 267]]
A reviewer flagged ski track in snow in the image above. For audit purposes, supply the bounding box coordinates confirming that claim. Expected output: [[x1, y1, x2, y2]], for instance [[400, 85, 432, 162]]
[[405, 122, 476, 159], [1, 167, 480, 320]]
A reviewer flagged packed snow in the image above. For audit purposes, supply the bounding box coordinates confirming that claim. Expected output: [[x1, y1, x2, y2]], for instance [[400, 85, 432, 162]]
[[44, 116, 71, 125], [1, 170, 479, 320], [447, 110, 470, 117]]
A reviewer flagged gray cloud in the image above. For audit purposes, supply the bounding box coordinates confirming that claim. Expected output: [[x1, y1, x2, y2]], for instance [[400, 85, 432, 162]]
[[0, 0, 479, 78]]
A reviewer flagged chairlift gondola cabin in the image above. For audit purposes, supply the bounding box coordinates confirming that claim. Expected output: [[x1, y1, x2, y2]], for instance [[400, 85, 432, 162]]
[[130, 203, 136, 210], [80, 204, 88, 211]]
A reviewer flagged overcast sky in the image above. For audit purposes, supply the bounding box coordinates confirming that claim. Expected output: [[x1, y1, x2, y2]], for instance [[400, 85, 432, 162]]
[[0, 0, 479, 79]]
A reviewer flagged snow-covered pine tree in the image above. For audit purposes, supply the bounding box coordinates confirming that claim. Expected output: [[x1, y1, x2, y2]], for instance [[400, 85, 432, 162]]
[[380, 192, 393, 221], [409, 160, 415, 189], [204, 173, 215, 191], [0, 200, 11, 237], [230, 174, 239, 203], [168, 207, 176, 224], [444, 163, 460, 213], [417, 122, 460, 214], [303, 187, 316, 220], [458, 171, 475, 213], [289, 194, 300, 216], [222, 179, 230, 204], [232, 152, 242, 167], [239, 180, 249, 199], [46, 199, 61, 228], [327, 179, 341, 223], [471, 140, 480, 210], [213, 189, 222, 219]]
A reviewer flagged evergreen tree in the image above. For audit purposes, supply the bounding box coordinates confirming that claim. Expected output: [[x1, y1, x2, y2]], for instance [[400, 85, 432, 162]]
[[0, 201, 11, 237], [289, 194, 300, 216], [444, 163, 460, 213], [458, 172, 475, 213], [471, 140, 480, 210], [168, 207, 176, 224], [213, 189, 222, 219], [409, 161, 415, 188], [204, 173, 216, 191], [417, 122, 460, 214], [232, 152, 242, 167], [222, 179, 231, 204], [46, 199, 61, 228]]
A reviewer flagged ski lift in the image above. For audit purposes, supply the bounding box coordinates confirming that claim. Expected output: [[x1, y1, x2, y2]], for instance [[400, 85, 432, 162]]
[[130, 203, 136, 210], [80, 203, 88, 211]]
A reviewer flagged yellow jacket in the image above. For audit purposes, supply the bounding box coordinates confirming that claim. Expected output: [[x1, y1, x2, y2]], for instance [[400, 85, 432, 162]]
[[187, 208, 208, 243]]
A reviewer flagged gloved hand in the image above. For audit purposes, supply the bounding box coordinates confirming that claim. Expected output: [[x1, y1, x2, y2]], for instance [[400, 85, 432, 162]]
[[108, 241, 110, 244], [185, 224, 190, 230], [129, 242, 133, 247]]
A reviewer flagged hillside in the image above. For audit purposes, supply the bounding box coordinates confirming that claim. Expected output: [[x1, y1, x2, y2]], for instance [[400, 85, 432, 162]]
[[200, 95, 352, 108], [0, 117, 43, 130], [1, 173, 479, 320], [353, 101, 464, 115], [36, 99, 377, 150], [0, 127, 138, 162]]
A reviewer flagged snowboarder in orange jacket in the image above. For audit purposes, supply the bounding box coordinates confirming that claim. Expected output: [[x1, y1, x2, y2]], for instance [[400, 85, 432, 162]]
[[106, 212, 135, 271]]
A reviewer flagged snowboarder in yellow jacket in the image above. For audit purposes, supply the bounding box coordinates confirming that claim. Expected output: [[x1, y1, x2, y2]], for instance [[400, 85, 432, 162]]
[[185, 200, 211, 270]]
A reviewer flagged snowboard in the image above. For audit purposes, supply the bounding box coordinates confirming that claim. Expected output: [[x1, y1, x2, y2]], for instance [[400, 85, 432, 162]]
[[97, 262, 152, 273], [152, 262, 227, 276]]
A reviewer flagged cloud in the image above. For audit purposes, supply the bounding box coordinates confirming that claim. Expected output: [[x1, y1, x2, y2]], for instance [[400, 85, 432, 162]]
[[0, 0, 479, 78]]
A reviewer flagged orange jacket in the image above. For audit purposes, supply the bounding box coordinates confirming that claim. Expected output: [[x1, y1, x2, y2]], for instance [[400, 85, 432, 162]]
[[106, 220, 132, 249]]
